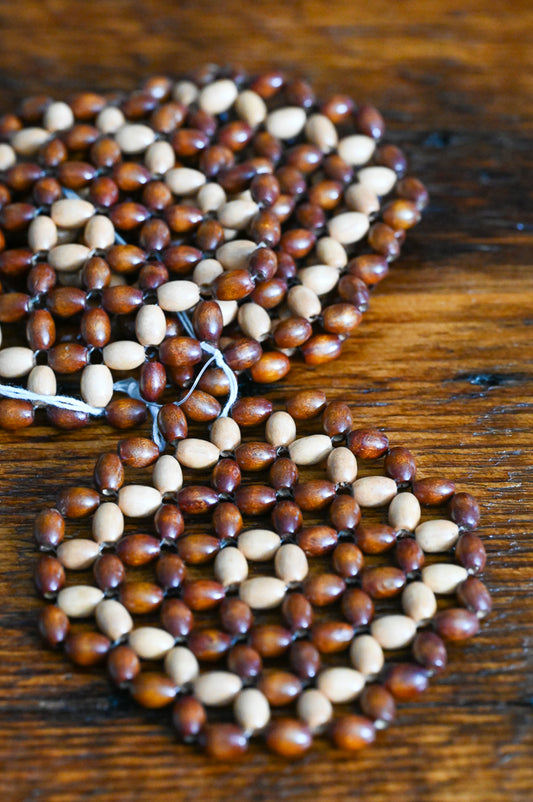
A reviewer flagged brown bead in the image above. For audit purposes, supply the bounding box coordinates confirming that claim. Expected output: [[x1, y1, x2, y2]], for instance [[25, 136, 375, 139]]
[[231, 397, 273, 427], [69, 91, 106, 118], [172, 696, 206, 742], [279, 228, 316, 259], [0, 292, 29, 322], [162, 244, 202, 274], [321, 402, 352, 438], [361, 566, 406, 599], [159, 336, 202, 367], [282, 592, 313, 632], [107, 645, 140, 687], [251, 276, 287, 309], [412, 477, 456, 506], [38, 604, 69, 647], [321, 94, 355, 123], [142, 180, 173, 211], [397, 176, 429, 210], [347, 428, 389, 459], [188, 628, 232, 661], [117, 437, 159, 468], [259, 670, 302, 707], [139, 219, 171, 251], [154, 504, 184, 542], [342, 588, 374, 627], [212, 502, 243, 540], [395, 537, 425, 573], [329, 495, 361, 531], [360, 685, 396, 725], [271, 501, 302, 536], [93, 452, 124, 495], [265, 718, 312, 758], [0, 202, 35, 231], [303, 573, 345, 607], [227, 644, 262, 682], [219, 598, 253, 637], [164, 204, 203, 234], [270, 457, 298, 490], [434, 608, 480, 641], [47, 343, 88, 374], [177, 485, 219, 515], [119, 582, 164, 615], [93, 553, 125, 591], [234, 484, 277, 516], [116, 535, 160, 567], [212, 269, 255, 302], [34, 508, 65, 550], [62, 123, 99, 151], [105, 245, 146, 275], [323, 154, 354, 184], [376, 143, 407, 174], [57, 487, 99, 518], [449, 492, 481, 530], [192, 300, 223, 344], [285, 389, 326, 420], [297, 525, 338, 556], [177, 534, 220, 564], [248, 209, 281, 247], [330, 715, 376, 751], [301, 334, 342, 366], [197, 367, 229, 397], [212, 460, 241, 494], [355, 103, 385, 138], [157, 403, 188, 442], [412, 630, 448, 673], [293, 480, 336, 512], [383, 199, 421, 230], [27, 263, 56, 295], [80, 308, 111, 348], [130, 672, 177, 708], [181, 580, 225, 611], [0, 248, 32, 276], [312, 621, 354, 654], [47, 408, 90, 429], [250, 624, 292, 658], [34, 555, 65, 598], [234, 441, 276, 472], [65, 632, 110, 667], [105, 399, 147, 429], [348, 254, 389, 286], [332, 542, 364, 579], [101, 286, 144, 315], [251, 70, 285, 98], [385, 663, 429, 701], [338, 275, 369, 311], [356, 523, 397, 554], [250, 174, 280, 207], [287, 641, 320, 681], [457, 576, 492, 617], [155, 554, 186, 591], [0, 398, 34, 430], [81, 256, 111, 290], [368, 222, 401, 260], [202, 724, 248, 760], [7, 161, 45, 190], [250, 351, 290, 384], [273, 316, 312, 349], [455, 532, 486, 573], [139, 361, 166, 402], [195, 219, 225, 252], [179, 391, 221, 423], [384, 446, 417, 485], [287, 143, 322, 173], [223, 338, 262, 372], [160, 598, 194, 638]]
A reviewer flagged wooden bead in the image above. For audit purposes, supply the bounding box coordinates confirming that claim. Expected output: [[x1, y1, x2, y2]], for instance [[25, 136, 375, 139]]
[[107, 645, 140, 687], [95, 599, 133, 642], [356, 523, 396, 554], [38, 605, 69, 647], [288, 434, 332, 466], [274, 544, 308, 583], [0, 346, 35, 377], [421, 563, 468, 594], [449, 492, 481, 530], [34, 508, 64, 549], [317, 667, 365, 703], [370, 615, 417, 650], [176, 438, 220, 469], [172, 695, 206, 741], [57, 585, 104, 618], [130, 672, 177, 708], [350, 635, 384, 676], [56, 539, 99, 570], [214, 547, 249, 588], [385, 663, 429, 700], [239, 577, 286, 609], [415, 519, 459, 552], [303, 573, 345, 606], [80, 364, 114, 408], [129, 626, 175, 660], [103, 341, 146, 371], [388, 492, 421, 531], [330, 715, 376, 751], [352, 476, 397, 507], [65, 632, 110, 667], [412, 631, 448, 673], [402, 581, 437, 621], [297, 526, 338, 557], [0, 398, 34, 429], [457, 576, 492, 617], [57, 487, 99, 518], [265, 718, 312, 758], [412, 477, 456, 505], [152, 455, 183, 495], [193, 671, 242, 706], [202, 724, 248, 760], [455, 532, 486, 573], [92, 502, 124, 544], [327, 447, 357, 484], [238, 529, 281, 561], [234, 688, 270, 734], [347, 428, 389, 458], [34, 555, 65, 597], [118, 485, 162, 517], [360, 685, 396, 727], [361, 566, 406, 599], [164, 646, 199, 687]]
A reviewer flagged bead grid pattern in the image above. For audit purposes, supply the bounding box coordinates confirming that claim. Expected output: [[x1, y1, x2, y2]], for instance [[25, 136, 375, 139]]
[[0, 67, 428, 432], [35, 391, 491, 759]]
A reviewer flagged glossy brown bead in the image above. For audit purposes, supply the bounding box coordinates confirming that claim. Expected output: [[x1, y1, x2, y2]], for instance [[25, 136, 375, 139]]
[[142, 180, 172, 212], [347, 428, 389, 459], [34, 508, 65, 550], [212, 459, 241, 494], [171, 127, 209, 158], [330, 715, 376, 751], [119, 582, 164, 615], [219, 598, 253, 637], [412, 477, 456, 506], [231, 396, 273, 427], [111, 163, 151, 194], [342, 588, 374, 627], [251, 276, 287, 309], [65, 632, 110, 667], [130, 672, 177, 708], [356, 523, 397, 554], [38, 605, 69, 647], [329, 495, 361, 531], [105, 399, 147, 429], [117, 437, 159, 468], [0, 398, 34, 430], [0, 249, 32, 276], [361, 566, 406, 599], [455, 532, 486, 573], [368, 222, 401, 260], [395, 537, 425, 573], [93, 553, 125, 592], [6, 162, 45, 190], [301, 334, 342, 366], [57, 487, 99, 518], [312, 621, 354, 654], [139, 361, 166, 403], [223, 338, 262, 371], [155, 554, 186, 592], [376, 143, 407, 174], [177, 485, 219, 515], [101, 286, 143, 316], [47, 343, 88, 374], [157, 403, 188, 442], [212, 502, 243, 539], [93, 452, 124, 495], [287, 642, 320, 683], [202, 724, 248, 760], [412, 630, 448, 673], [235, 441, 277, 472], [249, 624, 292, 658], [384, 446, 417, 485], [69, 91, 106, 118], [191, 300, 223, 344], [227, 644, 262, 682], [270, 457, 299, 491], [285, 389, 326, 420], [180, 390, 221, 423], [87, 175, 118, 206], [259, 670, 302, 707], [385, 663, 429, 701], [160, 598, 194, 639], [177, 534, 219, 565], [250, 173, 280, 207], [81, 256, 111, 290], [159, 336, 202, 367], [449, 492, 481, 530], [181, 579, 225, 611], [250, 351, 291, 383], [360, 685, 396, 726], [271, 501, 303, 536], [303, 573, 345, 607], [282, 592, 313, 632], [272, 316, 312, 349], [116, 535, 160, 567], [79, 308, 111, 348], [348, 254, 389, 286], [34, 555, 65, 598], [297, 525, 338, 556], [434, 608, 480, 641], [323, 154, 354, 184], [0, 202, 35, 231], [172, 696, 206, 742], [188, 628, 232, 661], [234, 485, 277, 516], [248, 209, 281, 247], [293, 480, 336, 512], [457, 576, 492, 617], [105, 245, 146, 275], [338, 275, 369, 312], [62, 123, 99, 152], [397, 176, 429, 210], [332, 542, 364, 579], [279, 228, 315, 260], [0, 292, 29, 322], [27, 263, 56, 295], [212, 269, 255, 302], [139, 219, 171, 251], [153, 505, 184, 543], [383, 199, 421, 231], [265, 719, 312, 758], [47, 407, 90, 429], [107, 645, 140, 687], [161, 245, 201, 274], [321, 94, 355, 124]]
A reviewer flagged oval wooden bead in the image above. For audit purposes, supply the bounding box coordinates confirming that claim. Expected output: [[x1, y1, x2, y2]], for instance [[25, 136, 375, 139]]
[[194, 671, 242, 707], [48, 243, 91, 272], [249, 351, 290, 384], [350, 634, 384, 676], [362, 566, 406, 599], [236, 302, 271, 342], [115, 123, 156, 154], [297, 689, 332, 733], [107, 644, 140, 687], [412, 631, 448, 673], [92, 502, 124, 544], [234, 688, 270, 734], [355, 523, 396, 554], [119, 582, 164, 615], [330, 715, 377, 751], [34, 554, 65, 597], [327, 447, 357, 484], [129, 626, 175, 660], [156, 280, 200, 311], [134, 304, 167, 346], [95, 599, 133, 642], [145, 140, 175, 174], [287, 284, 321, 320], [347, 428, 389, 459], [328, 211, 369, 245], [455, 532, 486, 573], [130, 672, 177, 708], [57, 487, 99, 518], [263, 411, 295, 447], [65, 631, 110, 667], [235, 89, 267, 127], [388, 492, 421, 531], [28, 215, 58, 251], [165, 166, 206, 196], [34, 508, 65, 550], [116, 534, 160, 567], [235, 441, 277, 471], [208, 416, 240, 453], [385, 664, 429, 701], [402, 581, 437, 622], [358, 165, 397, 195], [297, 526, 338, 557], [412, 477, 456, 506], [56, 539, 99, 570], [274, 544, 308, 583], [201, 724, 248, 760], [118, 485, 162, 518], [266, 106, 306, 139], [239, 577, 286, 609], [164, 646, 199, 686], [338, 134, 376, 165], [38, 605, 70, 647], [238, 529, 281, 561], [370, 615, 417, 650], [57, 585, 104, 618], [0, 398, 34, 429], [299, 264, 340, 296], [26, 365, 56, 397], [422, 563, 468, 594], [415, 519, 459, 552], [103, 341, 145, 371], [176, 438, 220, 469], [352, 476, 397, 507], [293, 480, 335, 512], [214, 547, 249, 588], [51, 198, 95, 229], [80, 364, 113, 408], [152, 455, 183, 495], [317, 667, 365, 703], [304, 574, 345, 606], [265, 718, 312, 758], [395, 538, 425, 574], [449, 492, 481, 530], [457, 576, 492, 617], [288, 434, 332, 466], [0, 346, 35, 378], [198, 78, 238, 115], [434, 608, 480, 641]]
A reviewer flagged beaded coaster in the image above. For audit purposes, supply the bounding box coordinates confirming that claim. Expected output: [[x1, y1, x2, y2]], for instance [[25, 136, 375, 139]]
[[35, 391, 491, 758], [0, 67, 427, 432]]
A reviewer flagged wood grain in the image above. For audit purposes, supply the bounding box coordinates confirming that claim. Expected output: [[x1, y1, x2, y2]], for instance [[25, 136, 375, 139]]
[[0, 1, 532, 800]]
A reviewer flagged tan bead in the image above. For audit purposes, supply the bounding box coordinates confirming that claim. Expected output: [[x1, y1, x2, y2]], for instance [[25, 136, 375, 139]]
[[214, 547, 249, 587], [274, 544, 308, 583], [415, 519, 460, 552], [48, 244, 91, 272], [288, 434, 332, 466], [352, 476, 397, 507], [388, 492, 421, 531], [265, 411, 296, 447], [156, 280, 200, 312], [266, 107, 306, 140], [328, 211, 370, 245], [12, 127, 49, 156], [199, 79, 238, 115], [217, 198, 258, 231], [239, 577, 286, 609], [118, 485, 162, 518], [327, 447, 357, 484], [315, 236, 348, 268], [234, 688, 270, 733], [92, 502, 124, 544], [135, 304, 167, 346], [96, 106, 125, 133], [196, 183, 227, 214], [176, 438, 220, 469], [95, 599, 133, 641], [297, 688, 333, 733], [103, 341, 146, 371], [344, 183, 380, 215], [235, 89, 267, 127], [164, 646, 199, 686], [402, 581, 437, 622], [370, 615, 417, 650], [216, 239, 257, 270], [0, 143, 16, 170], [129, 626, 175, 660], [57, 539, 100, 570], [350, 635, 384, 676], [165, 167, 206, 196], [57, 585, 104, 618], [317, 667, 365, 703], [209, 416, 241, 452], [337, 134, 376, 165], [287, 284, 321, 320], [83, 215, 115, 249], [305, 113, 338, 152], [193, 257, 224, 288], [43, 101, 74, 132], [115, 123, 156, 154], [80, 364, 114, 408], [173, 80, 198, 106], [216, 299, 238, 326], [152, 455, 183, 495], [51, 198, 95, 229], [0, 347, 35, 378], [194, 671, 242, 707], [28, 215, 58, 251], [299, 265, 340, 296], [422, 563, 469, 595], [145, 140, 175, 174], [237, 303, 271, 341], [238, 529, 281, 561], [358, 165, 397, 195], [27, 365, 56, 396]]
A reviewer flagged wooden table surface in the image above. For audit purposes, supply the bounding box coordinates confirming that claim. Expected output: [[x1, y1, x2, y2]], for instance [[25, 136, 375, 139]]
[[0, 1, 532, 800]]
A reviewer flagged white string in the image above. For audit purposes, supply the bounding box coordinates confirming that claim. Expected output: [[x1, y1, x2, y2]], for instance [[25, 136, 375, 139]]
[[0, 383, 104, 415]]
